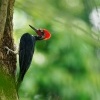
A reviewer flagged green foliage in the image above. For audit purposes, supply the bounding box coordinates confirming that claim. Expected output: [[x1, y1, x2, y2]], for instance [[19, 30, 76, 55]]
[[14, 0, 100, 100]]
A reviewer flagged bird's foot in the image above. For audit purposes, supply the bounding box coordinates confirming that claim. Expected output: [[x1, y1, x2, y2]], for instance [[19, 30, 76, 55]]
[[4, 46, 18, 55]]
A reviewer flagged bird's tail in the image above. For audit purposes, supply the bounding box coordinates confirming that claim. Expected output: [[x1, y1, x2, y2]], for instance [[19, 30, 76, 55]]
[[17, 72, 24, 90]]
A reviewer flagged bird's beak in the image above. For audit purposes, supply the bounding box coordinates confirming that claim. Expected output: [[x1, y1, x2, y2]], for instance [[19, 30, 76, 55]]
[[29, 25, 37, 32]]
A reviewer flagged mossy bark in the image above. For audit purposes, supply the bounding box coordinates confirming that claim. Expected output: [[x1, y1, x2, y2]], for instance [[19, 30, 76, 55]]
[[0, 0, 18, 99]]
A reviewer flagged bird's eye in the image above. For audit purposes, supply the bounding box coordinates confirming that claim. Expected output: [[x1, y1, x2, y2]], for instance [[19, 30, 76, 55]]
[[40, 30, 45, 37], [41, 33, 45, 39], [41, 30, 43, 33]]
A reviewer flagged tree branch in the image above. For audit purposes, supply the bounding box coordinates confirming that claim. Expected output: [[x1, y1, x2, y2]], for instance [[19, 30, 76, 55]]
[[0, 0, 8, 41]]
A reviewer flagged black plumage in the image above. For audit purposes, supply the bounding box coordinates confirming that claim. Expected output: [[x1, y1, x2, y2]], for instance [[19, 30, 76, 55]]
[[17, 33, 36, 87]]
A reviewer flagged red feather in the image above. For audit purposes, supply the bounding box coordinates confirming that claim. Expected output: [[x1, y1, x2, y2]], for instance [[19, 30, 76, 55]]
[[43, 29, 51, 40]]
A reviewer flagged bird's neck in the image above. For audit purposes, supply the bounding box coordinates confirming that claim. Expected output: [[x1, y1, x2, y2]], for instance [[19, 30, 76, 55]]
[[34, 36, 43, 40]]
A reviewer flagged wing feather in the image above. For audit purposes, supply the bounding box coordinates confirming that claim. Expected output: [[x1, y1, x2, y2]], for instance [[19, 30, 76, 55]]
[[18, 33, 36, 85]]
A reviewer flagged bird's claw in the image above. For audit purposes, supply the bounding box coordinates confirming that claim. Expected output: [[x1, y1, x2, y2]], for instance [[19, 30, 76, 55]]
[[4, 46, 11, 55], [4, 46, 18, 55]]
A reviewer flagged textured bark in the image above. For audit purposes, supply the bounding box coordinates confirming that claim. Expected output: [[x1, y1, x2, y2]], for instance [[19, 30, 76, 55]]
[[0, 0, 18, 99]]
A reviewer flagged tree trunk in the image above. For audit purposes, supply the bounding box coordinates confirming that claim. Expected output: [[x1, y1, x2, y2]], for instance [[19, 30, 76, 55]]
[[0, 0, 18, 99]]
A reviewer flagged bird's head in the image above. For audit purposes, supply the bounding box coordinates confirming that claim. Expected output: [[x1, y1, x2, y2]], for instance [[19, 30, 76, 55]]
[[29, 25, 51, 40]]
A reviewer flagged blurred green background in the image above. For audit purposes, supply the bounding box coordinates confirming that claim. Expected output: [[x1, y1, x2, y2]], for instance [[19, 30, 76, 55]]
[[14, 0, 100, 100]]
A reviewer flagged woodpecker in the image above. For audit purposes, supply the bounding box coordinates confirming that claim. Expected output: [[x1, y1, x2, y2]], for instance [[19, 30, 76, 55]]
[[17, 25, 51, 87]]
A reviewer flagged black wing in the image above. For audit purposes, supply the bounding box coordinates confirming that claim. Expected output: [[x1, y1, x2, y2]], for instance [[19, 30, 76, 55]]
[[18, 33, 36, 86]]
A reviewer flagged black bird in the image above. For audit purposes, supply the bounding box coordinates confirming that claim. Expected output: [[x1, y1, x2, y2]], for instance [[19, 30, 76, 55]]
[[17, 25, 51, 88]]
